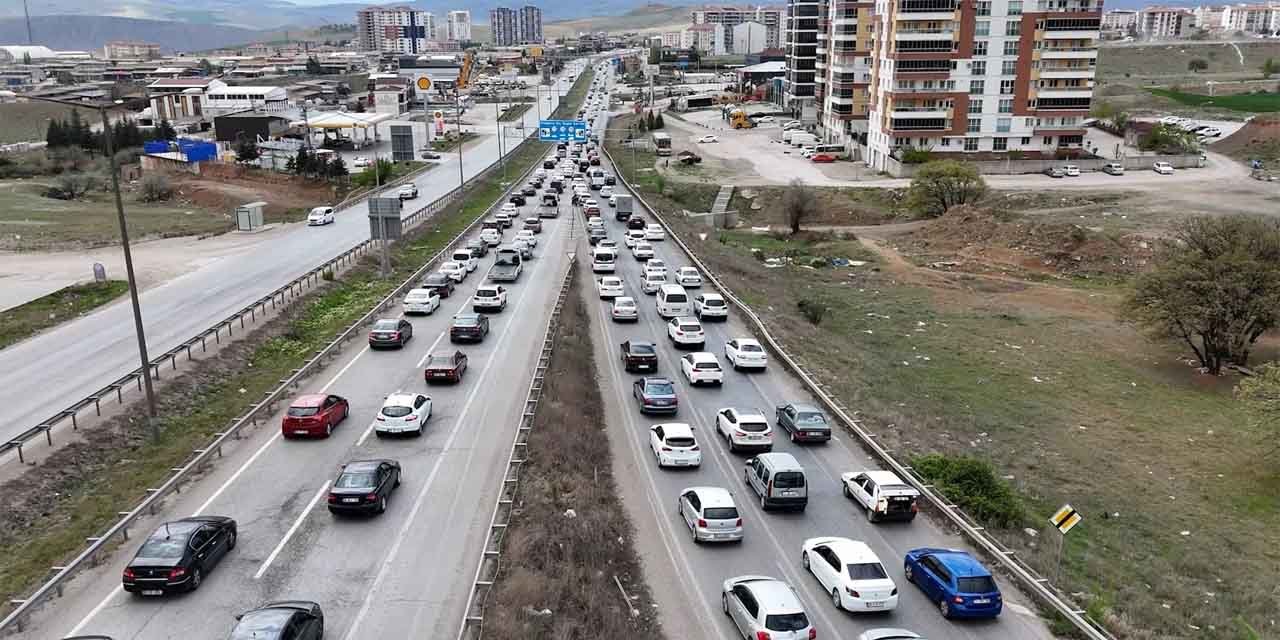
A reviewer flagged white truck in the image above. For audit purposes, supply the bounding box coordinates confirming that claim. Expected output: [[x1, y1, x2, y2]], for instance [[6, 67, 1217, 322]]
[[613, 194, 634, 221], [840, 470, 921, 522], [790, 132, 818, 148]]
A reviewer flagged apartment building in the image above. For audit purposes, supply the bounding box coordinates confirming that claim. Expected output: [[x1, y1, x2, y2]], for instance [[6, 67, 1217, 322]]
[[490, 6, 543, 45], [447, 10, 473, 41], [103, 41, 161, 60], [1101, 9, 1138, 31], [733, 21, 771, 53], [1221, 3, 1280, 33], [682, 23, 729, 54], [783, 0, 823, 121], [1138, 6, 1191, 38], [814, 0, 875, 150], [356, 6, 437, 54], [862, 0, 1102, 171], [692, 6, 786, 51], [660, 31, 684, 47]]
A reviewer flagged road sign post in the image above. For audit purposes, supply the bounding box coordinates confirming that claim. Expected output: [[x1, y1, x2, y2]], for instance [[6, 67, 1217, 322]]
[[1048, 504, 1082, 583]]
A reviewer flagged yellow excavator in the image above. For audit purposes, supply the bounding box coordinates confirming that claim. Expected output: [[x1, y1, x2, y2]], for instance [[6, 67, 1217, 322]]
[[729, 108, 755, 129], [457, 51, 475, 90]]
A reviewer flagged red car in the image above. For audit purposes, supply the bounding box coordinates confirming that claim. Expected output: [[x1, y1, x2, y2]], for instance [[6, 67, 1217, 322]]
[[810, 153, 837, 163], [424, 350, 468, 383], [282, 393, 350, 438]]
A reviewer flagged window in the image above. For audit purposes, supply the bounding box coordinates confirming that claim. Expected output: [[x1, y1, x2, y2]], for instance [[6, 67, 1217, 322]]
[[999, 98, 1013, 113], [992, 137, 1008, 150], [964, 137, 979, 151], [1008, 1, 1023, 15], [1000, 79, 1015, 94], [1002, 60, 1017, 75], [975, 20, 990, 35], [969, 79, 985, 94], [971, 60, 986, 75], [1005, 20, 1021, 36], [1021, 136, 1031, 145], [997, 117, 1011, 132], [1003, 40, 1020, 56], [1043, 135, 1053, 145], [976, 1, 991, 16], [967, 117, 981, 132], [940, 137, 951, 146], [973, 40, 988, 56], [968, 99, 983, 113]]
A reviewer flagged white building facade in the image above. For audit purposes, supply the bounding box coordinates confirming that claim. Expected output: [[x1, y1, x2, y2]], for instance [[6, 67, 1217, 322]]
[[732, 21, 770, 54], [681, 23, 728, 55], [356, 6, 438, 54], [447, 10, 473, 41]]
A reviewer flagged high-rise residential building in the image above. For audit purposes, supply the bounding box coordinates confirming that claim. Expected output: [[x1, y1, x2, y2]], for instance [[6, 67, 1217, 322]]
[[103, 40, 161, 59], [1137, 6, 1190, 38], [448, 10, 473, 41], [491, 5, 543, 45], [357, 6, 437, 53], [692, 6, 786, 52], [661, 31, 683, 47], [733, 21, 770, 54], [813, 0, 875, 150], [857, 0, 1101, 170], [783, 0, 822, 121], [682, 23, 728, 54], [1101, 9, 1137, 31], [1221, 4, 1280, 34], [518, 5, 544, 44]]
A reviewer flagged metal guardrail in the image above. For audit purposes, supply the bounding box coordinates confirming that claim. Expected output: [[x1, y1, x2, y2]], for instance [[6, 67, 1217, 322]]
[[600, 145, 1117, 640], [454, 257, 577, 640], [0, 136, 535, 467], [0, 134, 549, 635]]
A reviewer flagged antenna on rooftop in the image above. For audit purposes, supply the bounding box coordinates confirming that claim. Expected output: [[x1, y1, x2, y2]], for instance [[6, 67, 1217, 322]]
[[23, 0, 33, 44]]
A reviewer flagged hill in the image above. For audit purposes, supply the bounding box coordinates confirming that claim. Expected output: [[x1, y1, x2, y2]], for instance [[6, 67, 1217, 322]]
[[0, 16, 264, 53], [545, 4, 692, 37]]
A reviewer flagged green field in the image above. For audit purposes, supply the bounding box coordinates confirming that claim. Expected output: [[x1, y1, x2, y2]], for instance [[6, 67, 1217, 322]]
[[1148, 87, 1280, 112], [0, 281, 129, 350]]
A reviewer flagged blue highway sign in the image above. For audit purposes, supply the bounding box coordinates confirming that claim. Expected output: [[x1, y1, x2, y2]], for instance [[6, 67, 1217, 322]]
[[539, 119, 588, 142]]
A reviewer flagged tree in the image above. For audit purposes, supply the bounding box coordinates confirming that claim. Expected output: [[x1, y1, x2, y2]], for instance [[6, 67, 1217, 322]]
[[905, 160, 988, 217], [780, 178, 817, 234], [1263, 57, 1278, 79], [293, 148, 312, 177], [1140, 123, 1198, 154], [22, 51, 32, 65], [654, 113, 665, 129], [645, 110, 656, 130], [687, 48, 701, 65], [1236, 362, 1280, 459], [306, 56, 324, 75], [327, 155, 348, 179], [1126, 215, 1280, 375], [198, 58, 215, 75], [67, 110, 93, 149], [235, 138, 260, 164], [1188, 58, 1209, 72], [155, 118, 177, 141], [46, 118, 66, 148], [138, 174, 173, 202]]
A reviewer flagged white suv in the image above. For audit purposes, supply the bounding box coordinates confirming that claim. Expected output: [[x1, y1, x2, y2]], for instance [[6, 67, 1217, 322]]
[[678, 486, 742, 543], [695, 293, 727, 320], [667, 316, 705, 349], [715, 407, 773, 453], [649, 422, 702, 468], [721, 576, 814, 640], [681, 352, 724, 386], [473, 285, 508, 311], [725, 338, 768, 370]]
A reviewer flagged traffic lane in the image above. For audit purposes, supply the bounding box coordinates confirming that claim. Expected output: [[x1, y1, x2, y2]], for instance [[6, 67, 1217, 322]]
[[59, 233, 519, 639], [593, 217, 1053, 638], [0, 59, 588, 441]]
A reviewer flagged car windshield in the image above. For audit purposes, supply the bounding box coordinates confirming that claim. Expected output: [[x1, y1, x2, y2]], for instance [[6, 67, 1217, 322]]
[[287, 406, 319, 417], [373, 320, 399, 330], [958, 576, 998, 593], [847, 562, 889, 581], [454, 316, 480, 327], [774, 471, 805, 487], [704, 507, 739, 520], [335, 471, 376, 488], [666, 436, 696, 447], [680, 323, 700, 332], [646, 382, 674, 395], [426, 355, 454, 367], [136, 532, 190, 559], [665, 294, 687, 303], [764, 613, 809, 632], [795, 412, 827, 426], [381, 405, 412, 418], [630, 344, 655, 355], [694, 362, 719, 370], [704, 298, 725, 307], [231, 610, 292, 639], [425, 274, 447, 285]]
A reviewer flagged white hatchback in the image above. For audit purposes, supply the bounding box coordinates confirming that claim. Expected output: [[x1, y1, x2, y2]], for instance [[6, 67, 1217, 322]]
[[403, 288, 440, 315], [678, 486, 743, 543], [675, 267, 702, 287], [695, 293, 728, 320], [649, 422, 702, 468], [725, 338, 768, 370], [307, 206, 335, 225], [681, 352, 724, 386], [642, 271, 667, 294], [516, 229, 537, 247], [668, 316, 705, 348], [597, 276, 624, 298], [439, 262, 466, 283], [645, 223, 666, 241], [625, 230, 646, 248], [376, 392, 431, 437]]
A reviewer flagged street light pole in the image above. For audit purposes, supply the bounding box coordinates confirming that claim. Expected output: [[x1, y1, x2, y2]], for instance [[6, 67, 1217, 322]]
[[455, 92, 465, 190]]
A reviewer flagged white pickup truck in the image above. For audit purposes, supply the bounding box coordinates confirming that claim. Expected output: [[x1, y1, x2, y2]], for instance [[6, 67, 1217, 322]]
[[840, 470, 920, 523]]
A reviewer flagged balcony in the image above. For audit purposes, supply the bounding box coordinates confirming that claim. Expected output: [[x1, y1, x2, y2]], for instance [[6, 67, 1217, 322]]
[[895, 27, 955, 40], [889, 117, 949, 131], [1035, 97, 1091, 110], [1032, 0, 1101, 11], [890, 105, 951, 119], [895, 40, 956, 53], [888, 84, 958, 93], [896, 59, 953, 73], [1045, 29, 1099, 39], [1039, 46, 1098, 59], [1039, 67, 1095, 79], [1037, 87, 1093, 99], [896, 0, 957, 20]]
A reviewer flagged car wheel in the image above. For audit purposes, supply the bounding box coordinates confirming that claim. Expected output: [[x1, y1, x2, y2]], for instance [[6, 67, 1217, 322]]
[[377, 496, 388, 514], [801, 551, 810, 570], [721, 592, 730, 615], [832, 588, 842, 611], [227, 530, 237, 550], [867, 506, 878, 523], [375, 431, 385, 439], [939, 599, 951, 619], [189, 567, 203, 592], [904, 564, 914, 583], [790, 430, 798, 443], [395, 472, 402, 488], [842, 483, 851, 498], [691, 521, 700, 544], [325, 421, 333, 437], [759, 493, 768, 511]]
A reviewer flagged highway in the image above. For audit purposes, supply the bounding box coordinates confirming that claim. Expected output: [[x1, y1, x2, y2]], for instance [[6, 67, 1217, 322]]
[[580, 108, 1058, 638], [0, 58, 595, 450], [10, 153, 582, 639]]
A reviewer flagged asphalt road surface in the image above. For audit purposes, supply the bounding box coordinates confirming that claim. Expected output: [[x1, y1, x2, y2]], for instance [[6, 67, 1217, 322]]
[[580, 144, 1058, 639], [0, 58, 600, 450], [11, 169, 582, 639]]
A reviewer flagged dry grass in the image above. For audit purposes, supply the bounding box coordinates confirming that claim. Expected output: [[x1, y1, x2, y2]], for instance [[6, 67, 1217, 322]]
[[484, 270, 664, 640], [0, 280, 129, 350]]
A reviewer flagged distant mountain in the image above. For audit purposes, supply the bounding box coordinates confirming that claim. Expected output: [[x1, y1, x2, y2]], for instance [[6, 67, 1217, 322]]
[[0, 16, 265, 52]]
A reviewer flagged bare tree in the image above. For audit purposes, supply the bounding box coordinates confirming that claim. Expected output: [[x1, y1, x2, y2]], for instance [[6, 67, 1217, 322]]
[[781, 178, 818, 234]]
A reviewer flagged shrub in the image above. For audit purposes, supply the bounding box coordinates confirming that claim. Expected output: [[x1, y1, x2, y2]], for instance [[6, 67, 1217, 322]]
[[808, 257, 828, 268], [900, 147, 933, 164], [138, 173, 173, 202], [797, 298, 827, 325], [911, 454, 1026, 528], [44, 173, 98, 200]]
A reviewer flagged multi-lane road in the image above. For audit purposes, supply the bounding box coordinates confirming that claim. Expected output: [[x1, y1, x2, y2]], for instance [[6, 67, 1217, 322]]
[[578, 108, 1058, 638], [0, 58, 595, 449], [12, 153, 580, 639]]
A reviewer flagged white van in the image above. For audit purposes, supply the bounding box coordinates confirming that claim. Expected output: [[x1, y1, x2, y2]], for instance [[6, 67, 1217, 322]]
[[451, 249, 477, 273], [592, 247, 617, 273], [656, 284, 691, 318]]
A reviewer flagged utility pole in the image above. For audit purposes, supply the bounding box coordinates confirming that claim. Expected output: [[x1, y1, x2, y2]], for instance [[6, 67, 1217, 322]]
[[496, 87, 507, 184], [22, 0, 33, 44], [455, 91, 465, 190]]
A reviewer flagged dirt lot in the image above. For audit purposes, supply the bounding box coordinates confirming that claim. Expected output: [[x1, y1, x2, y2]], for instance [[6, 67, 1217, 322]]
[[171, 164, 340, 224], [484, 269, 664, 640], [644, 193, 1280, 640], [1214, 115, 1280, 171]]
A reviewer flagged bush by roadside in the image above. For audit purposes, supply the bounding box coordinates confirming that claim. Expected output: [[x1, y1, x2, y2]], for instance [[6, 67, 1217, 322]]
[[484, 269, 664, 640]]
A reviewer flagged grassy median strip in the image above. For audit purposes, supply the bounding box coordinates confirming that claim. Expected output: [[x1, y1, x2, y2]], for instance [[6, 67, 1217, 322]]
[[498, 103, 532, 123], [485, 268, 664, 639], [0, 281, 129, 350], [0, 68, 598, 619]]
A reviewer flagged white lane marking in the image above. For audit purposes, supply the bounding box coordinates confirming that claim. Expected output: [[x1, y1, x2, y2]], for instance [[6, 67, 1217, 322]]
[[341, 221, 562, 640], [354, 420, 379, 448], [414, 292, 478, 368], [253, 481, 330, 579], [324, 345, 370, 391]]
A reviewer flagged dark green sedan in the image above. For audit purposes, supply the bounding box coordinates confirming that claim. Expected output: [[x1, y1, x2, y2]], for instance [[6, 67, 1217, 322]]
[[775, 403, 832, 443]]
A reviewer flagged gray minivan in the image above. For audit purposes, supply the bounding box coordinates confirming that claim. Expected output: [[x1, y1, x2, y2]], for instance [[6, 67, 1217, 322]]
[[743, 452, 807, 512]]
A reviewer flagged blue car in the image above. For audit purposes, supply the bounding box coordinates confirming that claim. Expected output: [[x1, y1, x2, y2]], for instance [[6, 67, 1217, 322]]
[[903, 547, 1002, 619]]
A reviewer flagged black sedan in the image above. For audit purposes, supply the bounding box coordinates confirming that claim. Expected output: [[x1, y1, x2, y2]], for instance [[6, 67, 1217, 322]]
[[604, 174, 616, 186], [509, 193, 527, 206], [424, 350, 468, 383], [122, 516, 237, 595], [620, 340, 658, 373], [368, 318, 412, 349], [466, 239, 488, 258], [328, 459, 401, 515], [449, 313, 490, 343], [627, 217, 646, 231], [231, 601, 324, 640], [775, 403, 833, 443], [633, 377, 678, 415], [521, 185, 537, 197], [422, 273, 456, 298]]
